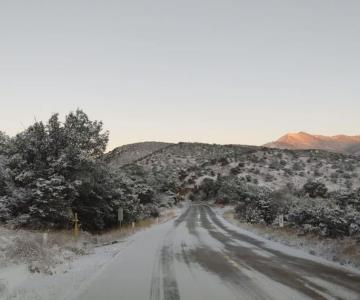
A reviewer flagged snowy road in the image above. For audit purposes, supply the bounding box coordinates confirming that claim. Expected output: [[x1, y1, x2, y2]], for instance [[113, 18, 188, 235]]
[[74, 204, 360, 300]]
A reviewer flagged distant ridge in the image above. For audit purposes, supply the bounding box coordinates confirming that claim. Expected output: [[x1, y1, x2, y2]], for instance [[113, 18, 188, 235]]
[[103, 142, 173, 167], [264, 132, 360, 155]]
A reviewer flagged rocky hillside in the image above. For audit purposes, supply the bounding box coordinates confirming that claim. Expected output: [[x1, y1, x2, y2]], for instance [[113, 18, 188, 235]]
[[264, 132, 360, 155], [108, 142, 360, 193], [104, 142, 172, 167], [106, 141, 360, 242]]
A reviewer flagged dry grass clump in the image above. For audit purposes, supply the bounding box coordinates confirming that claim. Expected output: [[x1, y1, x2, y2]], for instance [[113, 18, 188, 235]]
[[94, 208, 177, 245], [1, 228, 91, 274], [0, 207, 178, 274]]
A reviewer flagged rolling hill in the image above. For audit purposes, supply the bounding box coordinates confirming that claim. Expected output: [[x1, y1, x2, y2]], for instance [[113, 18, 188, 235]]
[[106, 142, 360, 193], [103, 142, 173, 167]]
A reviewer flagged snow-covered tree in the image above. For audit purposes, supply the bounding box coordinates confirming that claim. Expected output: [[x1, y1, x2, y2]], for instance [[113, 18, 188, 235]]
[[0, 131, 10, 155], [2, 110, 118, 231]]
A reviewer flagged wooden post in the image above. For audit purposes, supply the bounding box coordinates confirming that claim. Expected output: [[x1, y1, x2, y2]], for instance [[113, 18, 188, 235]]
[[72, 213, 79, 238]]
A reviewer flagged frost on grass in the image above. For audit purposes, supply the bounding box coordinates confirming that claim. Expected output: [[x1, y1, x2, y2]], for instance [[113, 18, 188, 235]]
[[0, 207, 178, 300], [0, 227, 93, 275]]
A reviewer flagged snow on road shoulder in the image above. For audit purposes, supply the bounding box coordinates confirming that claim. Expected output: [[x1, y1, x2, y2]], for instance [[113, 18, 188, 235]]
[[0, 228, 140, 300], [213, 206, 360, 275], [0, 207, 182, 300]]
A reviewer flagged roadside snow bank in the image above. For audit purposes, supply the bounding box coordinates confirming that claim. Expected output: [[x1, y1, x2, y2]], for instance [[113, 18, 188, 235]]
[[0, 206, 180, 299], [217, 206, 360, 273]]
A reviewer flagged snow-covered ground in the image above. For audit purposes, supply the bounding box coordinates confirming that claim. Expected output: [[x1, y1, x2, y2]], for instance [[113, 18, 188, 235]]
[[218, 206, 360, 272], [2, 204, 360, 300], [0, 240, 126, 300], [0, 208, 179, 300]]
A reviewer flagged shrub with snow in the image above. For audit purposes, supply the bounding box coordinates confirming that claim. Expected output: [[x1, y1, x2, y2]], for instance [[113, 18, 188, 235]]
[[302, 180, 328, 198]]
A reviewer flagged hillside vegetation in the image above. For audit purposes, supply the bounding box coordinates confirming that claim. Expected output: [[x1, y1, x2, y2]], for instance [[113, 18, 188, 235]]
[[1, 112, 360, 242], [109, 142, 360, 240], [103, 142, 172, 168], [0, 111, 176, 232]]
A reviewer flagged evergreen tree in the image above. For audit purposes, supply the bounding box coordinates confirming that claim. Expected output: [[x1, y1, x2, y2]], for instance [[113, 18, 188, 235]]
[[0, 131, 10, 155], [3, 109, 118, 231]]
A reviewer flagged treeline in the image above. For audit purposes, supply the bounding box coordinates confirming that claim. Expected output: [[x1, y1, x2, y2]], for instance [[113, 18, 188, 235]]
[[192, 176, 360, 239], [0, 110, 173, 231]]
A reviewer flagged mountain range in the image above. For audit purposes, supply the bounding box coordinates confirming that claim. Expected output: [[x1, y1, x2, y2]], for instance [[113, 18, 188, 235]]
[[105, 141, 360, 194], [104, 132, 360, 168], [264, 132, 360, 155]]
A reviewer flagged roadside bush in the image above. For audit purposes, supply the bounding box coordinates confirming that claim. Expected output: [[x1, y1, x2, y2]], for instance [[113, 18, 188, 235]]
[[234, 184, 360, 239], [197, 177, 221, 201], [235, 203, 262, 223], [233, 184, 275, 224], [288, 199, 360, 238]]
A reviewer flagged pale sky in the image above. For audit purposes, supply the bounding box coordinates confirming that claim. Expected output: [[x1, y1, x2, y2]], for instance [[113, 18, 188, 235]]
[[0, 0, 359, 150]]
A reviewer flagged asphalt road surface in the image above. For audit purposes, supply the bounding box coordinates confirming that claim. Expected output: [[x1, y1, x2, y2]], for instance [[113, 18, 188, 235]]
[[75, 204, 360, 300]]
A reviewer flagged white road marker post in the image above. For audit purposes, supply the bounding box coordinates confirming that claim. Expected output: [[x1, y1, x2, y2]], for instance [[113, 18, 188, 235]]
[[118, 207, 124, 229], [279, 214, 284, 228]]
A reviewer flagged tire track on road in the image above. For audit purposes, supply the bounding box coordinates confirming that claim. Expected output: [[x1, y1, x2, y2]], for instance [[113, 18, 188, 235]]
[[161, 242, 180, 300], [150, 206, 192, 300], [202, 205, 360, 300]]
